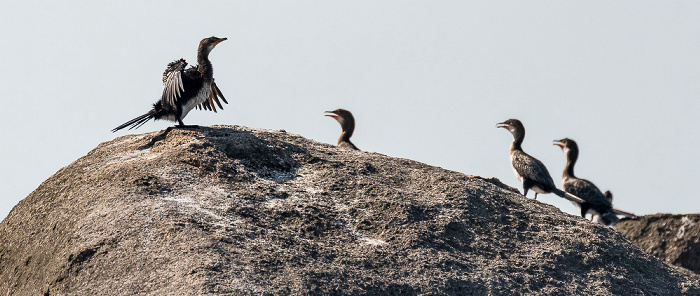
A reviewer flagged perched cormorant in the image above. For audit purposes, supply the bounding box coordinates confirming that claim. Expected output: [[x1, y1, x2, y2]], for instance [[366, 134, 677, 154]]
[[325, 109, 359, 150], [497, 119, 585, 204], [112, 37, 228, 132], [553, 138, 619, 225]]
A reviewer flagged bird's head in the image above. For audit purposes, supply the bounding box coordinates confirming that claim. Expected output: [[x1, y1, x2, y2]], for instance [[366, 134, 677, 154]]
[[325, 109, 354, 126], [553, 138, 579, 156], [496, 119, 523, 135], [553, 138, 573, 150], [200, 36, 227, 55]]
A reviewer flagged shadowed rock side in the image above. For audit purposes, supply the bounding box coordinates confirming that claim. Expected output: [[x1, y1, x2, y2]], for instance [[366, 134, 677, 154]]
[[615, 214, 700, 275], [0, 125, 698, 295]]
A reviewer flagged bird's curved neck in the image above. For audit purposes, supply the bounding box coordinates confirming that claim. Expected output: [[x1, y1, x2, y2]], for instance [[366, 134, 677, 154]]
[[197, 49, 214, 81], [563, 148, 578, 178], [510, 129, 524, 152], [338, 126, 354, 146], [337, 117, 354, 144]]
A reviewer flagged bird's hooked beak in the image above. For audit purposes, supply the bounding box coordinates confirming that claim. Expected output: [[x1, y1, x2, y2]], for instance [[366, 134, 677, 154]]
[[553, 139, 566, 150], [214, 37, 227, 46], [325, 111, 342, 124], [496, 122, 510, 130]]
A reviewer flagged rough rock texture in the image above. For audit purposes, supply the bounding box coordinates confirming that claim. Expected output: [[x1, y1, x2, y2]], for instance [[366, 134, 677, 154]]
[[615, 214, 700, 275], [0, 125, 698, 295]]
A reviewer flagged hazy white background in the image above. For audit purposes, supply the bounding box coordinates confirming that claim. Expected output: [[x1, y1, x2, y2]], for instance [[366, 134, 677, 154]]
[[1, 1, 698, 221]]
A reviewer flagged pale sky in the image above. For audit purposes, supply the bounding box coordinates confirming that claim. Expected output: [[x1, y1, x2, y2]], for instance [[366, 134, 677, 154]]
[[1, 1, 699, 221]]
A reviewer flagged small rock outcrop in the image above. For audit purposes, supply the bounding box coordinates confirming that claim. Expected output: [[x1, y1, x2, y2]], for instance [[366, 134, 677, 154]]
[[0, 126, 698, 295], [615, 214, 700, 275]]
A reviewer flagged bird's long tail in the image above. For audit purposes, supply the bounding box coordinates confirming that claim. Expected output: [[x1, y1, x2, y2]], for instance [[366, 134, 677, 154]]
[[111, 109, 158, 132], [551, 188, 586, 204], [552, 188, 638, 219], [612, 208, 638, 219]]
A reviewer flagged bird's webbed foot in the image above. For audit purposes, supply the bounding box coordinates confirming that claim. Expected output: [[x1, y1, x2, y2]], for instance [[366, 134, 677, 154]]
[[175, 118, 200, 129]]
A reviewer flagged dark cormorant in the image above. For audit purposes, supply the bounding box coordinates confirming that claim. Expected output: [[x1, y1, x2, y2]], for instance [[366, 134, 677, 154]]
[[112, 37, 228, 132], [553, 138, 619, 225], [497, 119, 585, 204], [325, 109, 359, 150]]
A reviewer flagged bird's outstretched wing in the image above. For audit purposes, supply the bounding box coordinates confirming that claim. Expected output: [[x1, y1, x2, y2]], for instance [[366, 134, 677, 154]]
[[161, 59, 188, 110], [197, 80, 229, 112]]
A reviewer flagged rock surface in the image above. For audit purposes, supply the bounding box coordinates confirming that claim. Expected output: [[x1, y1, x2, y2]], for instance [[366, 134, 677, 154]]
[[0, 125, 698, 295], [615, 214, 700, 275]]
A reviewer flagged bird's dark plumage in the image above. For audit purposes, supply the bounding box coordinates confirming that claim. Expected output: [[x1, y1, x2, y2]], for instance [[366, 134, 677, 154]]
[[325, 109, 359, 150], [112, 37, 228, 132], [554, 138, 619, 225]]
